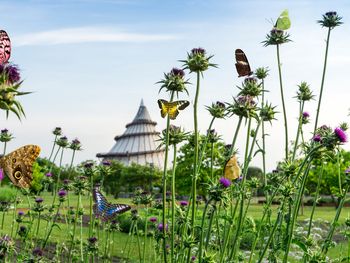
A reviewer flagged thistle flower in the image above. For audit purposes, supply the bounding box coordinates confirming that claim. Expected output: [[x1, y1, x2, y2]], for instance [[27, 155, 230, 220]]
[[255, 67, 269, 80], [157, 67, 189, 95], [263, 28, 291, 46], [219, 177, 231, 188], [149, 217, 157, 223], [52, 127, 62, 136], [58, 189, 67, 198], [88, 236, 98, 244], [35, 197, 43, 204], [238, 78, 262, 97], [206, 101, 226, 119], [334, 127, 347, 143], [5, 65, 20, 84], [32, 247, 43, 257], [296, 82, 314, 101], [0, 129, 13, 143], [227, 95, 257, 119], [56, 136, 68, 148], [69, 138, 82, 151], [302, 112, 310, 124], [18, 211, 24, 216], [340, 122, 349, 131], [318, 11, 342, 28], [157, 223, 168, 232], [260, 102, 277, 123], [45, 172, 52, 177], [207, 129, 220, 143], [102, 160, 111, 166], [18, 226, 27, 237], [182, 47, 216, 73], [179, 200, 188, 207], [160, 125, 188, 146]]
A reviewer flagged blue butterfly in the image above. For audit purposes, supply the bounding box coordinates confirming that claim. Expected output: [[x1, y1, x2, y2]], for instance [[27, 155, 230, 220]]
[[93, 187, 131, 221]]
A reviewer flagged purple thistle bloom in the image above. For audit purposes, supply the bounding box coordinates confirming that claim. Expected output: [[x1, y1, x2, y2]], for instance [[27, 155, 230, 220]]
[[35, 197, 43, 204], [191, 256, 196, 261], [32, 247, 43, 257], [18, 211, 24, 216], [302, 112, 310, 118], [219, 177, 231, 188], [149, 217, 157, 223], [216, 101, 225, 108], [58, 189, 67, 197], [1, 129, 8, 134], [63, 179, 70, 185], [345, 168, 350, 174], [191, 47, 206, 55], [334, 127, 347, 143], [102, 160, 111, 166], [5, 64, 21, 84], [84, 162, 94, 169], [45, 172, 52, 177], [157, 223, 168, 232], [179, 200, 188, 206], [88, 236, 98, 244], [170, 68, 185, 78], [313, 134, 321, 142]]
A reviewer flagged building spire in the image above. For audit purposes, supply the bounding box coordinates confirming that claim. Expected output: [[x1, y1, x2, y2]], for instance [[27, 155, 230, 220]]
[[140, 98, 144, 107]]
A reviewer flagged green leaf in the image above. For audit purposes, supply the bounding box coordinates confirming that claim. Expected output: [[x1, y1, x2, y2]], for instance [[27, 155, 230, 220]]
[[52, 223, 61, 230], [275, 9, 291, 30], [291, 238, 307, 253]]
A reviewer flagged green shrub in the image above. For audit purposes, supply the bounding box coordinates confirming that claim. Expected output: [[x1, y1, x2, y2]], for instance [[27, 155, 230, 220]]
[[0, 186, 17, 202]]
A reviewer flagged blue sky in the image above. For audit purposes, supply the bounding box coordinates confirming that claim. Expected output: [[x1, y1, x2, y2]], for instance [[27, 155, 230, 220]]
[[2, 0, 350, 170]]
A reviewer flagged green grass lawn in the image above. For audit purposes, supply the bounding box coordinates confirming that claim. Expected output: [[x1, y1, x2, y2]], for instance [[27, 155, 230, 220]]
[[1, 191, 350, 262]]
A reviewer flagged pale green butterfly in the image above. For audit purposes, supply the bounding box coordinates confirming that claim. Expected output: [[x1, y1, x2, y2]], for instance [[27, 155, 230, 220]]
[[275, 9, 291, 30]]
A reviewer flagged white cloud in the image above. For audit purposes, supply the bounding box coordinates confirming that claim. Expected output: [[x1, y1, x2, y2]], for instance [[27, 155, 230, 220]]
[[13, 27, 179, 46]]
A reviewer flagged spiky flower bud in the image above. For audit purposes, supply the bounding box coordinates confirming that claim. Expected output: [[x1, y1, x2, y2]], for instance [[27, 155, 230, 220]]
[[296, 82, 314, 101], [238, 77, 262, 97], [255, 67, 269, 80], [206, 101, 226, 119], [158, 68, 189, 94], [227, 95, 257, 119], [318, 11, 342, 28], [263, 28, 291, 46], [259, 102, 277, 123], [182, 47, 216, 73]]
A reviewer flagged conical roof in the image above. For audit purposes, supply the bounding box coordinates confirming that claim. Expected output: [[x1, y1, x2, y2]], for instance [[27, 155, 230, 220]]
[[97, 99, 165, 168]]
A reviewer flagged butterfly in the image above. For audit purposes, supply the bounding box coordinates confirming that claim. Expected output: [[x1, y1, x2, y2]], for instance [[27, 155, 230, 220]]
[[0, 30, 11, 64], [0, 145, 41, 188], [275, 9, 291, 30], [93, 187, 131, 221], [235, 49, 252, 77], [224, 155, 241, 180], [157, 99, 190, 120]]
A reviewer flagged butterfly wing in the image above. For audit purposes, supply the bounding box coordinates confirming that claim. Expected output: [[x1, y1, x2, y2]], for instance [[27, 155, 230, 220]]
[[158, 100, 189, 120], [224, 155, 241, 180], [0, 30, 11, 64], [93, 187, 131, 220], [0, 145, 40, 188], [235, 49, 252, 77], [157, 99, 169, 118], [275, 9, 291, 30]]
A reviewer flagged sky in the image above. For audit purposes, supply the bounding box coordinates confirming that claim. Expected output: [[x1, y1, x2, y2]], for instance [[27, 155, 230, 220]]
[[2, 0, 350, 171]]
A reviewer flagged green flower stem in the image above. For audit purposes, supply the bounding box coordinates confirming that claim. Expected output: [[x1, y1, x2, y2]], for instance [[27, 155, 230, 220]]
[[36, 211, 41, 236], [103, 223, 110, 260], [171, 144, 177, 263], [161, 91, 175, 263], [229, 117, 252, 260], [198, 198, 211, 262], [210, 142, 214, 180], [3, 141, 7, 155], [79, 194, 83, 261], [89, 174, 94, 237], [229, 116, 243, 156], [10, 188, 18, 238], [50, 146, 61, 173], [68, 149, 76, 179], [276, 44, 289, 160], [321, 184, 350, 256], [143, 207, 149, 263], [51, 147, 64, 207], [135, 223, 142, 263], [314, 27, 331, 133], [68, 191, 81, 261], [48, 135, 58, 161], [292, 101, 305, 161], [190, 71, 201, 230], [42, 201, 63, 249], [261, 79, 267, 187], [204, 203, 216, 250], [197, 116, 216, 172], [337, 148, 343, 195], [283, 148, 320, 262], [1, 212, 5, 231]]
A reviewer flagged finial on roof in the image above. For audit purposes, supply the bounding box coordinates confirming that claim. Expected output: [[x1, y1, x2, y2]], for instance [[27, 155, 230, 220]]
[[140, 99, 144, 106]]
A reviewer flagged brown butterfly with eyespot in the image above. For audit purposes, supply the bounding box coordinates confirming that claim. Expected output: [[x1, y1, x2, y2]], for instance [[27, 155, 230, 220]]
[[0, 145, 41, 188], [224, 155, 241, 180], [235, 49, 252, 77], [157, 99, 190, 120], [0, 30, 11, 65]]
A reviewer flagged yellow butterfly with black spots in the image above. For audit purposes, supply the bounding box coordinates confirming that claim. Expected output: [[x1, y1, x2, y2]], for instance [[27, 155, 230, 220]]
[[224, 155, 241, 180], [157, 99, 190, 120], [0, 145, 41, 188]]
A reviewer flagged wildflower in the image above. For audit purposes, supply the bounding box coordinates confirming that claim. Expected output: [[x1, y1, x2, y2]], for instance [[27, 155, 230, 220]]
[[52, 127, 62, 136], [69, 138, 82, 151], [219, 177, 231, 188], [206, 101, 226, 119], [255, 67, 269, 80], [263, 28, 291, 46], [58, 189, 67, 198], [45, 172, 52, 177], [318, 11, 342, 28], [296, 82, 314, 101], [157, 223, 168, 232], [334, 127, 347, 143], [63, 179, 70, 185], [0, 129, 13, 143], [340, 122, 349, 131], [161, 125, 188, 146], [35, 197, 43, 204], [208, 129, 220, 143], [238, 78, 262, 97], [56, 136, 69, 148], [18, 211, 24, 216], [5, 64, 20, 84], [88, 236, 98, 244], [18, 226, 27, 237], [149, 217, 157, 223], [302, 112, 310, 124], [179, 200, 188, 207], [182, 47, 216, 73], [102, 160, 111, 166], [32, 247, 43, 257], [84, 162, 94, 169], [157, 67, 189, 94], [260, 102, 277, 123], [227, 95, 257, 119]]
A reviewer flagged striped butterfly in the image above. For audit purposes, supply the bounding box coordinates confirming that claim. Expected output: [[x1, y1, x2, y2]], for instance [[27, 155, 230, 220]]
[[93, 187, 131, 221], [224, 155, 241, 181], [0, 30, 11, 64], [157, 99, 190, 120], [0, 145, 41, 188], [235, 49, 252, 78]]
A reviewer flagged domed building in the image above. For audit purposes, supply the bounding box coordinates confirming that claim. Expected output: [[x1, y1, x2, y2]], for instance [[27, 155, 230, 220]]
[[96, 99, 165, 169]]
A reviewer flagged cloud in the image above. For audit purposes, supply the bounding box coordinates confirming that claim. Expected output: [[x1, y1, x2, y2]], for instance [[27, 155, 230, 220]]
[[13, 27, 179, 46]]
